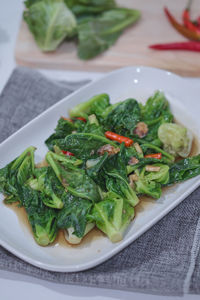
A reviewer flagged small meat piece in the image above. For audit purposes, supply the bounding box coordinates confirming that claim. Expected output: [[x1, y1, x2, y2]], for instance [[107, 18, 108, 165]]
[[128, 156, 139, 165], [97, 144, 120, 156], [134, 122, 148, 138], [145, 165, 161, 172], [134, 142, 143, 154]]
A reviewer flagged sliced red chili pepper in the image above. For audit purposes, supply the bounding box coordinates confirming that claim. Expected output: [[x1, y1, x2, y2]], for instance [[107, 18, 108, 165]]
[[62, 150, 75, 156], [164, 7, 200, 41], [144, 153, 162, 159], [105, 131, 133, 147], [61, 116, 73, 122], [75, 117, 87, 122], [149, 41, 200, 52]]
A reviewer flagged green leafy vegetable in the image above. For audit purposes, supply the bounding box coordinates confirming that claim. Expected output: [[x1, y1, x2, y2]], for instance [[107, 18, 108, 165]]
[[45, 118, 75, 151], [93, 143, 139, 206], [69, 93, 110, 120], [100, 102, 122, 119], [167, 155, 200, 185], [145, 164, 169, 185], [65, 0, 116, 17], [78, 8, 140, 59], [23, 0, 77, 51], [0, 146, 36, 204], [134, 162, 169, 197], [24, 0, 41, 8], [106, 172, 139, 207], [134, 167, 162, 199], [28, 167, 65, 209], [90, 191, 134, 242], [104, 98, 141, 136], [158, 123, 193, 158], [141, 91, 172, 122], [24, 0, 141, 59], [57, 192, 93, 240], [140, 91, 173, 143], [86, 152, 108, 182], [19, 186, 58, 246], [58, 132, 116, 160], [82, 122, 104, 136], [46, 151, 101, 201], [49, 151, 83, 166], [127, 157, 171, 175]]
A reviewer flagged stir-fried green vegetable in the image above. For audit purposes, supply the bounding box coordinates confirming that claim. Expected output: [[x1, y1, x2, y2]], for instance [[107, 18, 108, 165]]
[[57, 132, 117, 160], [1, 91, 200, 246], [167, 155, 200, 185], [19, 186, 58, 246], [139, 91, 173, 143], [45, 118, 76, 151], [28, 167, 65, 209], [46, 151, 101, 202], [69, 93, 110, 120], [158, 123, 192, 158], [0, 146, 36, 204], [57, 192, 94, 244], [104, 98, 141, 136], [90, 191, 134, 242], [23, 0, 140, 59]]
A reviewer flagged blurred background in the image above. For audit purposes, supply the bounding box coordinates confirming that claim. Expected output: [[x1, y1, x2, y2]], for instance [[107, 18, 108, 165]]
[[1, 0, 200, 96]]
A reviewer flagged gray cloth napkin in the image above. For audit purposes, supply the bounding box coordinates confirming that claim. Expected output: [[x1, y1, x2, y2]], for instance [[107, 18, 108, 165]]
[[0, 67, 200, 296]]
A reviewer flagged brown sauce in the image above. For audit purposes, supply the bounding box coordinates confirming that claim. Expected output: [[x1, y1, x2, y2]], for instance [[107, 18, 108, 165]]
[[5, 200, 103, 248], [189, 134, 199, 157], [53, 227, 104, 248], [3, 130, 200, 247], [36, 159, 48, 168], [135, 195, 155, 216], [4, 202, 32, 234], [174, 118, 200, 158]]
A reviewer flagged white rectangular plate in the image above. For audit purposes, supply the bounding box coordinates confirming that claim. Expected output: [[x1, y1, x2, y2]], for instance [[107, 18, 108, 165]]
[[0, 66, 200, 272]]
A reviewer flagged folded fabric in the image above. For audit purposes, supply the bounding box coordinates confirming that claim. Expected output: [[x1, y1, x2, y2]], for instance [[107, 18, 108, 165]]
[[0, 67, 199, 296]]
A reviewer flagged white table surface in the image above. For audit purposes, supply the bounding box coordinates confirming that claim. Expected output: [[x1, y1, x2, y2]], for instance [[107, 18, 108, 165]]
[[0, 1, 200, 299]]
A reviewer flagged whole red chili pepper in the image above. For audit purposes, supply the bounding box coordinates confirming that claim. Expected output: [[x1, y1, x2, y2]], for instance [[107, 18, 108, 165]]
[[164, 7, 200, 41], [149, 41, 200, 52], [182, 0, 200, 34], [105, 131, 133, 147], [62, 150, 75, 156]]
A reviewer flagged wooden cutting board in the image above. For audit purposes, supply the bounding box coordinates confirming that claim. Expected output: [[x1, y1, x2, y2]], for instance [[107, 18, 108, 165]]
[[15, 0, 200, 76]]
